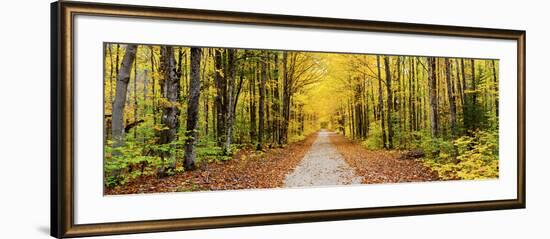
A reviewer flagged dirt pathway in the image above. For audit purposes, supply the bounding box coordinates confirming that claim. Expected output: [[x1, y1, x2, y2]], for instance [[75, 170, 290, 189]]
[[105, 130, 438, 195], [284, 131, 362, 187]]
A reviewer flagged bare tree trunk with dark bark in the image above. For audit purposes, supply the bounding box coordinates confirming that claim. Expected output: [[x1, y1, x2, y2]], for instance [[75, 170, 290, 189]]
[[471, 59, 477, 106], [214, 49, 225, 146], [384, 56, 394, 149], [271, 53, 280, 145], [133, 47, 139, 139], [409, 57, 416, 132], [455, 59, 465, 107], [257, 51, 267, 150], [428, 57, 438, 138], [445, 58, 458, 160], [223, 49, 236, 155], [157, 46, 180, 172], [249, 62, 257, 143], [376, 56, 387, 148], [184, 48, 201, 170], [149, 46, 158, 125], [460, 58, 468, 129], [280, 52, 289, 145]]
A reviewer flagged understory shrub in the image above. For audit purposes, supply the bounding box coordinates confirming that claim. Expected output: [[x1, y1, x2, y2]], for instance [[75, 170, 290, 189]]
[[362, 122, 384, 149], [423, 130, 499, 180]]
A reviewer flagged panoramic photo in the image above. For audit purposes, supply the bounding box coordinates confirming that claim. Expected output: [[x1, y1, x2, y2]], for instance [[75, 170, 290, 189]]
[[103, 43, 499, 195]]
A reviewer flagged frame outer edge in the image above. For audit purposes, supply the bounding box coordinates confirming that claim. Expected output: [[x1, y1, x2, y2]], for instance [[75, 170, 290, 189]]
[[61, 1, 523, 39], [50, 1, 60, 238], [518, 31, 526, 208], [59, 0, 74, 238], [54, 1, 527, 237]]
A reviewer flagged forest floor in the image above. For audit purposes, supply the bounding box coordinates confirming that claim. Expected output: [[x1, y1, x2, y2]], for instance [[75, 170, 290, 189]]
[[330, 133, 440, 184], [105, 133, 317, 195], [105, 130, 439, 195]]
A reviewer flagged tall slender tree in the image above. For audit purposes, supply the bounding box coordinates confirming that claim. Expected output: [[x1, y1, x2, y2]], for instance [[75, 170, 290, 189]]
[[158, 46, 180, 170], [133, 47, 139, 139], [184, 48, 201, 170], [280, 52, 289, 144], [427, 57, 438, 138], [444, 58, 458, 160], [491, 60, 499, 117], [214, 49, 225, 145], [258, 51, 268, 150], [111, 44, 137, 150], [223, 49, 236, 154], [376, 56, 387, 148], [384, 56, 394, 149]]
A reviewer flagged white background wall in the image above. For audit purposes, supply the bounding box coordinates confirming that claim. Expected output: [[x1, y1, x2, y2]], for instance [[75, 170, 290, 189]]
[[0, 0, 547, 238]]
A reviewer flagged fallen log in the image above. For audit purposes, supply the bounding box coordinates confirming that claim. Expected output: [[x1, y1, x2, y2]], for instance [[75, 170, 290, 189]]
[[399, 150, 425, 160]]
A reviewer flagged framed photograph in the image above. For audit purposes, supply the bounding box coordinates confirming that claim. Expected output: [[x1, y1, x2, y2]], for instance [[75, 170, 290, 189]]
[[51, 1, 526, 238]]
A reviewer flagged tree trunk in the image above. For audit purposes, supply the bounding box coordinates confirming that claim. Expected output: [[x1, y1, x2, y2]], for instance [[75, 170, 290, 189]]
[[280, 52, 289, 145], [428, 57, 438, 138], [409, 57, 416, 132], [223, 49, 236, 154], [460, 58, 468, 129], [184, 48, 201, 170], [149, 46, 158, 125], [272, 53, 281, 145], [214, 49, 225, 145], [199, 49, 209, 138], [376, 56, 387, 148], [115, 44, 120, 84], [349, 97, 355, 139], [444, 58, 458, 160], [158, 46, 180, 170], [105, 44, 114, 141], [107, 44, 114, 106], [455, 59, 465, 107], [465, 59, 479, 131], [471, 59, 477, 106], [133, 47, 139, 139], [384, 56, 394, 149], [397, 57, 404, 138], [111, 44, 137, 150], [370, 78, 377, 121], [249, 62, 257, 143], [364, 75, 370, 137], [257, 51, 267, 150]]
